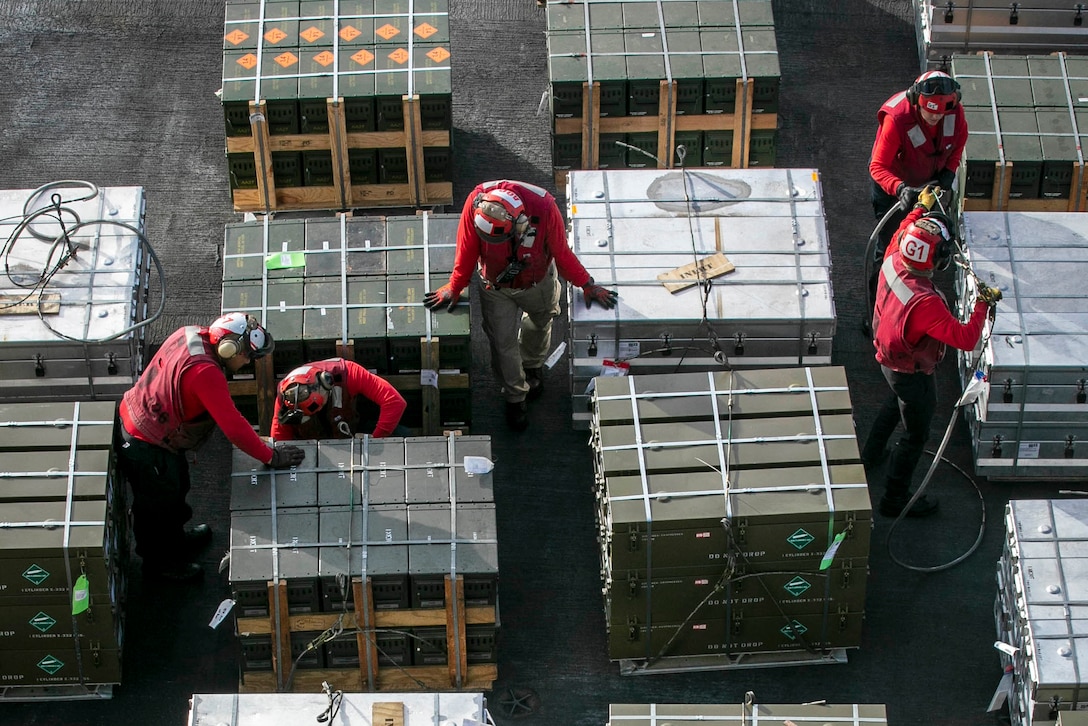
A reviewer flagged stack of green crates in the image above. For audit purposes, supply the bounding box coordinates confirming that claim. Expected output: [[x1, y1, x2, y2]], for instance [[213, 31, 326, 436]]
[[546, 0, 780, 171], [222, 0, 452, 191], [0, 402, 128, 692], [220, 213, 471, 429], [952, 53, 1088, 203]]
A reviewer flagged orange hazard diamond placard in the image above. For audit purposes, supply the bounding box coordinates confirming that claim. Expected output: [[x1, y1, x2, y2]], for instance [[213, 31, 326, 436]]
[[264, 28, 288, 44], [388, 48, 409, 64], [275, 52, 298, 68], [300, 26, 325, 43], [426, 47, 450, 63], [414, 22, 437, 39], [375, 23, 401, 40], [314, 51, 335, 67], [236, 53, 258, 70], [351, 49, 375, 66], [339, 24, 362, 42], [224, 29, 250, 46]]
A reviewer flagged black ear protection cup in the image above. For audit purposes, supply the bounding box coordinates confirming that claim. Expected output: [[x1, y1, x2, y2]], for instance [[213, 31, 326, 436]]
[[908, 74, 962, 110], [925, 211, 957, 271], [315, 370, 334, 391], [473, 193, 530, 241], [216, 315, 259, 359]]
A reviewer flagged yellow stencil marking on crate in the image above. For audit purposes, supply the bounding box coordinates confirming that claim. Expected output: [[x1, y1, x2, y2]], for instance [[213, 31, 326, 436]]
[[314, 51, 335, 67], [656, 252, 735, 293], [351, 49, 375, 67], [427, 47, 450, 63], [224, 29, 250, 46], [300, 26, 325, 43], [0, 293, 60, 315], [388, 48, 409, 64], [275, 52, 299, 68], [237, 53, 258, 70], [414, 22, 437, 38], [375, 23, 401, 40], [264, 28, 288, 44], [339, 24, 362, 42]]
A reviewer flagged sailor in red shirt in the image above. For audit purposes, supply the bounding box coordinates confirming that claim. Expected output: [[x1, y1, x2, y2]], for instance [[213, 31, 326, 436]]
[[270, 358, 408, 440], [868, 71, 967, 311], [116, 313, 306, 581], [861, 187, 1000, 518], [423, 180, 617, 431]]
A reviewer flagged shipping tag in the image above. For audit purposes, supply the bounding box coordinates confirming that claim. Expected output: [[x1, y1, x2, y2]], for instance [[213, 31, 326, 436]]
[[264, 251, 305, 270], [544, 341, 567, 370], [819, 530, 847, 570], [463, 455, 494, 475], [210, 599, 236, 629], [986, 667, 1014, 712], [600, 359, 630, 377], [420, 369, 439, 388], [71, 575, 90, 615]]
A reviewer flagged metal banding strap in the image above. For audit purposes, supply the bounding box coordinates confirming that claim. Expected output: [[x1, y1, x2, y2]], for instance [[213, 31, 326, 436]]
[[356, 435, 378, 690], [598, 170, 624, 348], [654, 0, 674, 156], [253, 0, 272, 210], [607, 703, 882, 724], [706, 370, 733, 520], [981, 53, 1008, 210], [423, 213, 434, 340], [731, 0, 750, 164], [1000, 212, 1031, 470], [64, 401, 87, 684], [261, 215, 272, 323], [786, 169, 810, 364], [446, 433, 464, 687], [804, 367, 838, 547], [626, 375, 655, 660], [596, 383, 849, 402], [332, 0, 341, 100], [267, 440, 285, 690], [1058, 54, 1086, 205], [340, 214, 350, 347]]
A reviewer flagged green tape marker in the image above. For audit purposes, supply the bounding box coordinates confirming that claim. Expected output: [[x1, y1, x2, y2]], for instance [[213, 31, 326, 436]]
[[72, 574, 90, 615], [265, 251, 305, 270], [819, 530, 847, 571]]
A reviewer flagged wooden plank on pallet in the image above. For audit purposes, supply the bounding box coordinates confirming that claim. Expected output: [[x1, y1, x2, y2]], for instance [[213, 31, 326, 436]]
[[328, 98, 352, 210], [374, 702, 406, 726], [353, 577, 379, 691], [403, 95, 428, 206], [235, 605, 497, 635], [582, 81, 600, 170], [231, 183, 454, 212], [1074, 163, 1088, 212], [731, 78, 754, 169], [657, 80, 676, 169], [420, 337, 441, 435], [445, 575, 467, 689], [253, 355, 276, 436], [268, 580, 292, 692], [992, 161, 1012, 212], [239, 664, 498, 693], [249, 100, 277, 212]]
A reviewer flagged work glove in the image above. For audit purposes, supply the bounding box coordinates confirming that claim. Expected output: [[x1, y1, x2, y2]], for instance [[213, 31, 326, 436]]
[[269, 443, 305, 469], [422, 283, 461, 312], [582, 277, 619, 310], [915, 185, 938, 211], [936, 168, 956, 192], [896, 182, 919, 210], [977, 284, 1003, 306]]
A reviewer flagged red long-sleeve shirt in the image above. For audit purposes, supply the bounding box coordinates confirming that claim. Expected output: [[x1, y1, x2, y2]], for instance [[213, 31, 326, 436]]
[[446, 180, 592, 293], [120, 360, 273, 463], [269, 359, 407, 440], [869, 91, 968, 197]]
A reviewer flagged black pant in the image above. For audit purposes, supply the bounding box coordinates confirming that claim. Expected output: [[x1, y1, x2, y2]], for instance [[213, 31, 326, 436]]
[[868, 179, 908, 316], [115, 427, 192, 570], [863, 366, 937, 501]]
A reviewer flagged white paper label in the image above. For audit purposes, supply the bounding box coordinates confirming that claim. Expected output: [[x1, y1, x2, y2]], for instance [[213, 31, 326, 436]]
[[618, 341, 640, 359], [464, 455, 494, 474], [420, 369, 439, 388], [209, 599, 236, 629], [1017, 442, 1041, 459]]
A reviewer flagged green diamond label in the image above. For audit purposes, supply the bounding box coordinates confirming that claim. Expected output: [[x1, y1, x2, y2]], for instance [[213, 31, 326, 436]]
[[37, 655, 64, 674], [22, 564, 50, 585], [786, 528, 815, 550], [29, 612, 57, 633], [783, 576, 812, 597], [780, 620, 808, 641]]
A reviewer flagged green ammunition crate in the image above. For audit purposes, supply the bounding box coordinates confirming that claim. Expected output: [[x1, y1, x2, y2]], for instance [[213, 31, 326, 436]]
[[609, 703, 887, 725], [407, 502, 498, 607], [228, 153, 259, 190], [625, 132, 659, 168], [1028, 55, 1069, 108], [963, 108, 997, 198], [261, 278, 305, 372], [674, 130, 703, 166], [548, 30, 627, 118], [749, 128, 777, 167], [378, 148, 409, 184], [703, 129, 733, 165], [667, 30, 706, 115], [272, 151, 303, 187], [372, 0, 449, 45], [599, 133, 627, 168], [371, 43, 452, 129], [423, 146, 451, 183], [298, 0, 336, 47], [304, 217, 388, 277], [554, 134, 582, 170], [260, 0, 300, 50], [336, 0, 374, 46], [260, 51, 302, 135], [224, 1, 260, 51], [0, 401, 116, 451], [386, 215, 459, 276], [345, 277, 390, 370], [348, 148, 378, 184], [230, 442, 320, 511], [400, 387, 472, 429], [609, 607, 865, 660], [625, 30, 667, 117], [989, 56, 1034, 108], [0, 641, 122, 686], [403, 435, 493, 505], [301, 278, 346, 340], [998, 108, 1043, 199], [0, 600, 121, 648], [605, 558, 867, 626], [0, 450, 113, 503], [302, 150, 334, 186], [1036, 109, 1078, 199], [223, 50, 259, 136], [318, 504, 410, 608]]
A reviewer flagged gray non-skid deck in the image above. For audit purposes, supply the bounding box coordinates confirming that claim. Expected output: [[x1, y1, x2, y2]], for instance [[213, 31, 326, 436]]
[[0, 1, 1077, 724]]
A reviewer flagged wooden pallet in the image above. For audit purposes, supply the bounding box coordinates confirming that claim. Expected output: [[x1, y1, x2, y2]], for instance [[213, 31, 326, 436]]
[[553, 78, 778, 190], [227, 96, 453, 213], [227, 338, 469, 436], [962, 161, 1088, 212], [236, 575, 497, 693]]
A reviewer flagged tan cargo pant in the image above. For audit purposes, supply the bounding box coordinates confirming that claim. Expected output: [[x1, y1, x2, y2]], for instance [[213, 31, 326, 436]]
[[478, 262, 561, 403]]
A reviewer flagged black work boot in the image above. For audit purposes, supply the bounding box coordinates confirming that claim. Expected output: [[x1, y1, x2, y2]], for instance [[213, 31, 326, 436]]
[[185, 524, 213, 556], [142, 561, 204, 582], [879, 493, 939, 518], [505, 401, 528, 431], [524, 367, 544, 400]]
